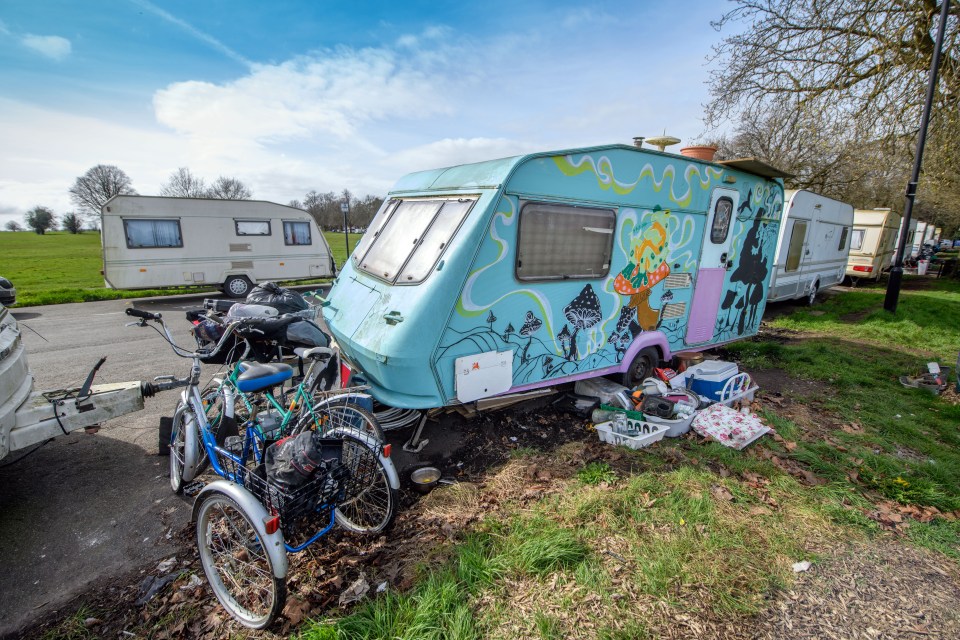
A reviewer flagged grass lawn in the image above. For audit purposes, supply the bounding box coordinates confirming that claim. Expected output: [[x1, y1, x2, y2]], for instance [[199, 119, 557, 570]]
[[0, 230, 360, 306], [299, 277, 960, 640]]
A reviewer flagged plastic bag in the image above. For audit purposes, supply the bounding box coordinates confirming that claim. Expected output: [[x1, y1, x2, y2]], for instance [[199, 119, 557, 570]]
[[246, 282, 309, 315], [225, 303, 279, 320], [286, 319, 330, 348], [264, 431, 335, 490]]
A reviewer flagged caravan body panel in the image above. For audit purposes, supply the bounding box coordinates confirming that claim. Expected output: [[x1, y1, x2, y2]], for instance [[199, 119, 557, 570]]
[[325, 145, 784, 409], [768, 190, 854, 302], [845, 208, 902, 280], [101, 196, 334, 290]]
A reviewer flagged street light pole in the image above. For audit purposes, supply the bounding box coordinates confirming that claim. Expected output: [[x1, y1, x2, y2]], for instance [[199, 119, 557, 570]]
[[340, 200, 350, 264], [884, 0, 951, 313]]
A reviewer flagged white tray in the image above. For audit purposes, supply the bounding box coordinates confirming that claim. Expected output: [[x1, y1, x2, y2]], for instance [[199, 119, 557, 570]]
[[594, 420, 669, 450]]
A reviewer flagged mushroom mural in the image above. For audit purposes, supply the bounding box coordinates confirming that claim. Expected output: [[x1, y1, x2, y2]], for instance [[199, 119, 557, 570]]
[[562, 284, 602, 362], [614, 208, 671, 332], [518, 311, 543, 363], [542, 356, 555, 377], [502, 322, 515, 342], [486, 310, 497, 331], [608, 305, 637, 362], [557, 324, 573, 360]]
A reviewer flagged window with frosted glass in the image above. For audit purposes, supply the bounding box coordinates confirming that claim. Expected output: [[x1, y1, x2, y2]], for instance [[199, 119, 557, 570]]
[[123, 219, 183, 248], [356, 197, 476, 284], [235, 220, 271, 236], [516, 202, 615, 281]]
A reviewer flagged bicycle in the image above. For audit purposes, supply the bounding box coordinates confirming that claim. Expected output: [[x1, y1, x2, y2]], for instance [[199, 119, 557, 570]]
[[125, 308, 399, 628]]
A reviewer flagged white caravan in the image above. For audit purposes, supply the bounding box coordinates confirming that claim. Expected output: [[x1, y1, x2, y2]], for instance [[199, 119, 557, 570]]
[[895, 218, 918, 259], [768, 190, 854, 304], [845, 208, 902, 281], [101, 196, 336, 298], [912, 221, 938, 256]]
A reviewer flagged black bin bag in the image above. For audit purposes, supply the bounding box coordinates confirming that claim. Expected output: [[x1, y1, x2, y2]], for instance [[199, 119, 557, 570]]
[[246, 282, 309, 315]]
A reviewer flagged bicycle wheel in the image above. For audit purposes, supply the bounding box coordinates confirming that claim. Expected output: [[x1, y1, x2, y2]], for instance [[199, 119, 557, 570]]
[[335, 433, 398, 535], [169, 403, 192, 494], [299, 402, 386, 442], [195, 491, 286, 629]]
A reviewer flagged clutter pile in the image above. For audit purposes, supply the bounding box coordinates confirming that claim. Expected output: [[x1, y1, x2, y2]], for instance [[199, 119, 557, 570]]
[[575, 356, 767, 450], [186, 282, 330, 364], [899, 362, 953, 396]]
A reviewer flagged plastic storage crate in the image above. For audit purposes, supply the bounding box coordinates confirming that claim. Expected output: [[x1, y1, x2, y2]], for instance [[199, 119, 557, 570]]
[[594, 419, 669, 449]]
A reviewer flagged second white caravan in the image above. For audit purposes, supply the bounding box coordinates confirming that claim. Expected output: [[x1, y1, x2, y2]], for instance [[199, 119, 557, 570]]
[[768, 190, 854, 304], [101, 196, 336, 297]]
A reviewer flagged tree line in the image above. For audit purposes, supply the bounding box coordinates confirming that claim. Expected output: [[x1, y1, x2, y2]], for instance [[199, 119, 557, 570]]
[[704, 0, 960, 235], [6, 165, 383, 234]]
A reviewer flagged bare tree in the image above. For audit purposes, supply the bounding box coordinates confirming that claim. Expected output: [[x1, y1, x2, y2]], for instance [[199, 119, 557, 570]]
[[707, 0, 960, 228], [69, 165, 136, 218], [4, 221, 23, 232], [160, 167, 207, 198], [61, 212, 84, 234], [25, 206, 56, 235], [207, 176, 252, 200]]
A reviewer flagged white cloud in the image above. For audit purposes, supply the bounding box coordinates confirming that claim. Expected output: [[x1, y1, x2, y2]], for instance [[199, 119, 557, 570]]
[[21, 34, 71, 61], [154, 47, 453, 143]]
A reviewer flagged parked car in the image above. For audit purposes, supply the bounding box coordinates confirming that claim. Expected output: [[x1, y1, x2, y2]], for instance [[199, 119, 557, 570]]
[[0, 277, 15, 306]]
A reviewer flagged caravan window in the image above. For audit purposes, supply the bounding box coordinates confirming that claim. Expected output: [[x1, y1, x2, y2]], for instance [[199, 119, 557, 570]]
[[235, 220, 271, 236], [283, 221, 312, 245], [838, 227, 849, 251], [785, 221, 807, 272], [710, 197, 734, 244], [356, 197, 476, 284], [516, 202, 615, 281], [123, 219, 183, 248], [850, 229, 865, 250]]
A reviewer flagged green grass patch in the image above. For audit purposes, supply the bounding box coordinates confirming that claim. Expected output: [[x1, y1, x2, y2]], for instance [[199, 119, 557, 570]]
[[577, 461, 617, 485], [768, 278, 960, 360], [0, 230, 359, 306]]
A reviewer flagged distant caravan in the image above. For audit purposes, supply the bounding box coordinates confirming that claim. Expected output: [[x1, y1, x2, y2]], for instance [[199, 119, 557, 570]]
[[101, 195, 335, 298], [845, 208, 902, 282], [767, 190, 854, 305]]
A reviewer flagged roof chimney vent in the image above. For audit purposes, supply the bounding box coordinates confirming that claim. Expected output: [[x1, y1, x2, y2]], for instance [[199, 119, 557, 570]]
[[632, 136, 645, 148]]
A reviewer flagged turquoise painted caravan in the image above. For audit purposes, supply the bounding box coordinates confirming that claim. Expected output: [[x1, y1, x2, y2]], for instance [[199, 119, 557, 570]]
[[322, 144, 785, 409]]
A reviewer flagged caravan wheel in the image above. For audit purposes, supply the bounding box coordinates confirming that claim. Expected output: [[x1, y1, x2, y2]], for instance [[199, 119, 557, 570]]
[[807, 282, 818, 306], [223, 276, 253, 298], [621, 347, 660, 389]]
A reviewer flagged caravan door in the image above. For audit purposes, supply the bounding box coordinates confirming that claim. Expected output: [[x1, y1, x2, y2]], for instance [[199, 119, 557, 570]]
[[686, 188, 740, 344]]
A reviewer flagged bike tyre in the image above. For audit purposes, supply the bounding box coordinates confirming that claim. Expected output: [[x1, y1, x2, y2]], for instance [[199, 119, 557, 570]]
[[299, 402, 386, 442], [195, 491, 285, 629], [334, 433, 398, 535]]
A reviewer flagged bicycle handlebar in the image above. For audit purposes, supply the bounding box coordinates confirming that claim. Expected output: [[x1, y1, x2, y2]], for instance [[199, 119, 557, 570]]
[[126, 307, 162, 321]]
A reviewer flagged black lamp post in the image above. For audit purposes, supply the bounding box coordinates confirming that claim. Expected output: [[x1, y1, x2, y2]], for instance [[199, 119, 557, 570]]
[[885, 0, 951, 313], [340, 200, 350, 262]]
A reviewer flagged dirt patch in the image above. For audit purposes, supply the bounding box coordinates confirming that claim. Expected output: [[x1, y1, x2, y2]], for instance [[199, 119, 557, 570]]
[[839, 308, 874, 323], [750, 541, 960, 639]]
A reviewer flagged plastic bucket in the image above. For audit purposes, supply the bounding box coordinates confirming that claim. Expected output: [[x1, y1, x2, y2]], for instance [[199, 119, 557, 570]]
[[917, 260, 929, 275]]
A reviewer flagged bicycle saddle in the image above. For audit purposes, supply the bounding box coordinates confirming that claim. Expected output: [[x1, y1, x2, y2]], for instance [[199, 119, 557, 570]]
[[236, 361, 294, 392]]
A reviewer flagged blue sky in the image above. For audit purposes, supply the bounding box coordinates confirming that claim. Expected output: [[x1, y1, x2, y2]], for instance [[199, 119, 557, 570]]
[[0, 0, 734, 225]]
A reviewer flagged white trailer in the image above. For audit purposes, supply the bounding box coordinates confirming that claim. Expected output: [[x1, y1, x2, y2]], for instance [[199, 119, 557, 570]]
[[0, 305, 159, 462], [768, 190, 854, 304], [846, 208, 902, 281], [101, 196, 336, 298]]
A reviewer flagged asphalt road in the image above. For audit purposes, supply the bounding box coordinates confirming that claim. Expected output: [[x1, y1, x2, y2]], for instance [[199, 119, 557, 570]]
[[0, 293, 263, 636]]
